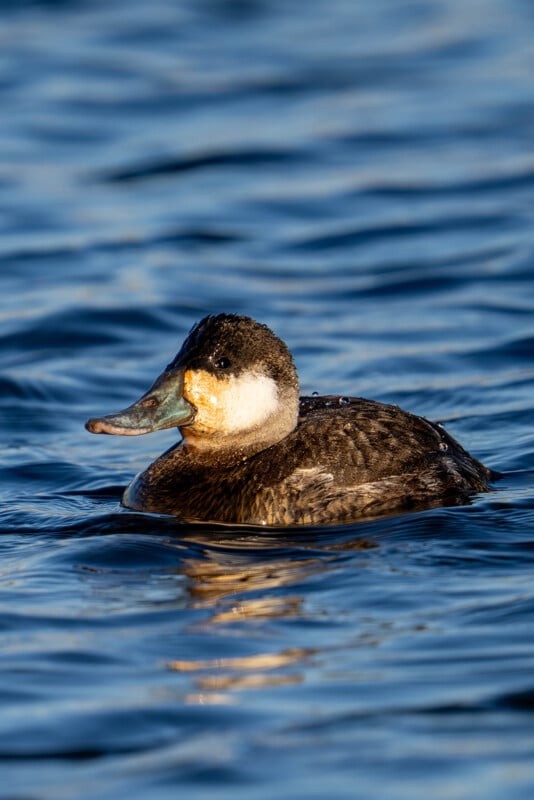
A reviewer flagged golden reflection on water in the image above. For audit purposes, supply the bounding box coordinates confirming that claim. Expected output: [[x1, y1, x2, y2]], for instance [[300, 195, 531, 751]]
[[179, 533, 376, 611], [165, 534, 376, 703], [181, 550, 324, 624], [169, 648, 311, 693]]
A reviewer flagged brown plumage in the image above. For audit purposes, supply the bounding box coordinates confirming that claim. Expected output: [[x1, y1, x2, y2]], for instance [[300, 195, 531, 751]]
[[86, 314, 494, 526]]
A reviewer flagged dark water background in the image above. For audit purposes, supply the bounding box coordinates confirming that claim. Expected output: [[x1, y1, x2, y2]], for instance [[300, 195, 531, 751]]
[[1, 0, 534, 797]]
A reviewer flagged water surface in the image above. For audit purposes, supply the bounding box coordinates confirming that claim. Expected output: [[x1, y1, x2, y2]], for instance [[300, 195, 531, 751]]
[[1, 0, 534, 798]]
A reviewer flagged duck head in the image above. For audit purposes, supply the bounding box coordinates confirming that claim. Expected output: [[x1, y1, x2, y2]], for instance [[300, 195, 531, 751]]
[[86, 314, 300, 455]]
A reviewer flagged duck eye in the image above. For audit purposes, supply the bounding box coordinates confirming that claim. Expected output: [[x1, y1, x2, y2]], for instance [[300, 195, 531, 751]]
[[214, 356, 231, 370]]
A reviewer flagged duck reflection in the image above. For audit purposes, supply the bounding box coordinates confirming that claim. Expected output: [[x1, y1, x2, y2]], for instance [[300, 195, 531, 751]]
[[169, 648, 310, 696], [163, 529, 377, 700]]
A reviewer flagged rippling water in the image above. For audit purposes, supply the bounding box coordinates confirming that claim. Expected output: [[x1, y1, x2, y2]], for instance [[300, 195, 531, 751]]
[[1, 0, 534, 797]]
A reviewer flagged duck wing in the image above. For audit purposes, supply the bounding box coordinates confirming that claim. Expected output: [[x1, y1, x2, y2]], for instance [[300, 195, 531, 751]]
[[244, 396, 491, 525]]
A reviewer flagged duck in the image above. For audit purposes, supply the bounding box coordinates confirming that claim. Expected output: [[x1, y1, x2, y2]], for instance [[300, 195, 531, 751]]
[[85, 313, 493, 526]]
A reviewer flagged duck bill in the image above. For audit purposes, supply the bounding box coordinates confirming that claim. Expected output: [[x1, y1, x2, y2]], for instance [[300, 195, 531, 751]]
[[85, 370, 195, 436]]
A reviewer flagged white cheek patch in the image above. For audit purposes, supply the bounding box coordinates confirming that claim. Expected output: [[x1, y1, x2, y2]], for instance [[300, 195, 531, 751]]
[[220, 371, 279, 434]]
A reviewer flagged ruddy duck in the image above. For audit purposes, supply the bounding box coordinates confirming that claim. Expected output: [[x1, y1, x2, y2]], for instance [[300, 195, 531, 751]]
[[86, 314, 493, 525]]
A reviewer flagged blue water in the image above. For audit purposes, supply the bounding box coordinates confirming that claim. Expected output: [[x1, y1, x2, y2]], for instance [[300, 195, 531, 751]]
[[1, 0, 534, 797]]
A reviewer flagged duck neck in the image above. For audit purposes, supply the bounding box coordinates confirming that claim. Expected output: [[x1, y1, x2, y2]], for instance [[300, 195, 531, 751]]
[[181, 393, 299, 463]]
